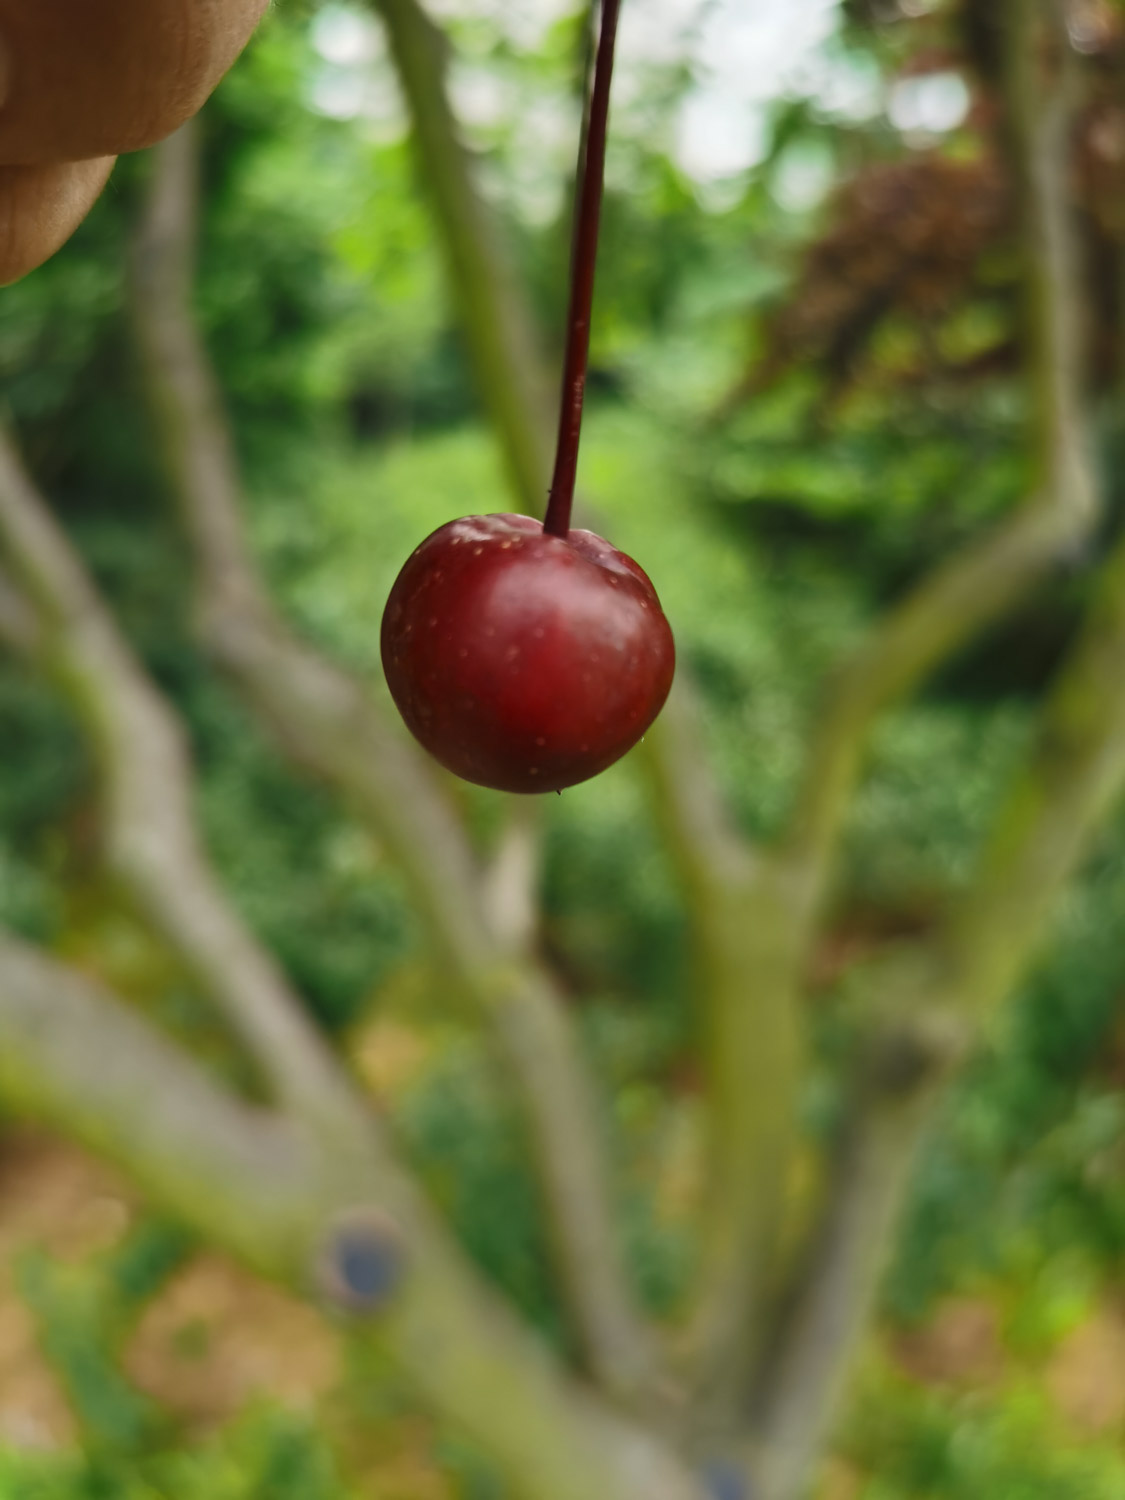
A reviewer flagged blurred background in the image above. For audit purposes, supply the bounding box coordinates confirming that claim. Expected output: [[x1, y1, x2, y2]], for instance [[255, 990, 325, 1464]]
[[3, 0, 1125, 1495]]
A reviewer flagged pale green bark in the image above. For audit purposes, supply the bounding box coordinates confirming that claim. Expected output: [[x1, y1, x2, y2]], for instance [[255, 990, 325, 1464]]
[[0, 423, 357, 1134], [0, 934, 704, 1500], [371, 0, 556, 516], [129, 120, 660, 1408]]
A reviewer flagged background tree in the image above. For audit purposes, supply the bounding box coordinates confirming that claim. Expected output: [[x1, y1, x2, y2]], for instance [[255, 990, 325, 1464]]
[[1, 1, 1125, 1497]]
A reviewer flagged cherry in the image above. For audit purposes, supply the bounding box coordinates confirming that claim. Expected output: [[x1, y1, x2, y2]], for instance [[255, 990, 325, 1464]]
[[380, 0, 674, 793], [381, 513, 674, 793]]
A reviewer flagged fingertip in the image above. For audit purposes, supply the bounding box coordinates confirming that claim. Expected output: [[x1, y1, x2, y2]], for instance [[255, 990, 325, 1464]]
[[0, 155, 115, 285]]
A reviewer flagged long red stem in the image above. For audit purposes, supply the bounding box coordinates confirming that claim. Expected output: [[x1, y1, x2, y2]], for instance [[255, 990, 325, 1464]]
[[542, 0, 622, 539]]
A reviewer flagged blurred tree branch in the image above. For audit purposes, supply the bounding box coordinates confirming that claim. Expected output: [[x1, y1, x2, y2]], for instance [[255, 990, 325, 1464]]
[[0, 422, 360, 1136], [641, 682, 801, 1415], [747, 995, 966, 1500], [0, 932, 706, 1500], [129, 119, 661, 1409], [745, 7, 1099, 1492], [753, 502, 1125, 1495], [0, 564, 39, 654], [780, 0, 1095, 933], [1006, 0, 1089, 500], [128, 123, 488, 985], [0, 931, 325, 1264], [949, 539, 1125, 1014], [0, 417, 699, 1487], [362, 0, 798, 1411], [781, 506, 1082, 923], [370, 0, 555, 516]]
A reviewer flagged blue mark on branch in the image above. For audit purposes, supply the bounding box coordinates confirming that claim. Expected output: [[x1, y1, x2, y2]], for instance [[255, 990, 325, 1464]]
[[702, 1459, 750, 1500], [317, 1210, 405, 1313]]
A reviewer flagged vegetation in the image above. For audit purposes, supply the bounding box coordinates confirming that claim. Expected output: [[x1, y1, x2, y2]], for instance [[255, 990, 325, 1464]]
[[2, 0, 1125, 1496]]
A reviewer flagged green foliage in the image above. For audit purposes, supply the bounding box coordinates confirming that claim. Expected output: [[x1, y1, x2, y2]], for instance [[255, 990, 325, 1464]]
[[200, 10, 463, 469], [19, 1256, 164, 1457], [18, 1222, 193, 1457], [713, 382, 1030, 538], [191, 678, 414, 1031], [887, 822, 1125, 1320], [845, 702, 1032, 897], [10, 1216, 350, 1500], [396, 1020, 691, 1344], [396, 1041, 567, 1348], [844, 1364, 1125, 1500], [0, 1410, 355, 1500], [0, 664, 82, 943]]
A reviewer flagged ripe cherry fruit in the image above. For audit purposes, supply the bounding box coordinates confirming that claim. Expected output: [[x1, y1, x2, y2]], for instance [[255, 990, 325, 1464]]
[[381, 0, 674, 793], [381, 513, 674, 793]]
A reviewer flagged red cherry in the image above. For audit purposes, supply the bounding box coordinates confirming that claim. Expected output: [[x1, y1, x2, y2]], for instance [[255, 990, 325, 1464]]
[[381, 513, 675, 793]]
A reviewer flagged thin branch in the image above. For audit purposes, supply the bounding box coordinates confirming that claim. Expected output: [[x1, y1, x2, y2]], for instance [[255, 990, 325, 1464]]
[[130, 119, 495, 987], [753, 1105, 930, 1500], [750, 521, 1125, 1492], [130, 121, 661, 1407], [748, 1002, 967, 1500], [641, 683, 800, 1403], [782, 504, 1079, 916], [632, 0, 1091, 1416], [949, 547, 1125, 1012], [1007, 0, 1088, 503], [0, 931, 319, 1267], [0, 933, 706, 1500], [0, 565, 40, 654], [748, 9, 1101, 1492], [641, 679, 756, 900], [543, 0, 621, 539], [371, 0, 555, 516], [781, 0, 1096, 928], [0, 423, 359, 1135], [482, 798, 541, 953], [682, 880, 802, 1417]]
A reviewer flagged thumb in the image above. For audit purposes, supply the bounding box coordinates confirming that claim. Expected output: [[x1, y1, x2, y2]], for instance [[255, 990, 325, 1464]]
[[0, 0, 270, 164]]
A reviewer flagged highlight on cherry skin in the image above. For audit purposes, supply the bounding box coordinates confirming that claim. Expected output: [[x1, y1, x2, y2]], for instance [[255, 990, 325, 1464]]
[[380, 512, 675, 794]]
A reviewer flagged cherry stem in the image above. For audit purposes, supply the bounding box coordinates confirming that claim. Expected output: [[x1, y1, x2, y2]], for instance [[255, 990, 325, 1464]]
[[542, 0, 621, 540]]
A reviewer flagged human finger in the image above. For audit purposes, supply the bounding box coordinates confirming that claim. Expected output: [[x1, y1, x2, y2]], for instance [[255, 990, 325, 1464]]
[[0, 0, 270, 165], [0, 156, 116, 285]]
